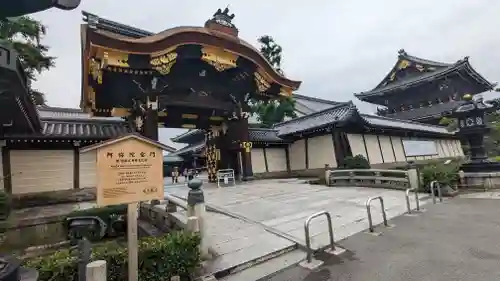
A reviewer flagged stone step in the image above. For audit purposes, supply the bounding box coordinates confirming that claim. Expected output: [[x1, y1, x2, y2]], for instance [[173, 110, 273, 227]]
[[219, 249, 305, 281], [137, 219, 163, 237]]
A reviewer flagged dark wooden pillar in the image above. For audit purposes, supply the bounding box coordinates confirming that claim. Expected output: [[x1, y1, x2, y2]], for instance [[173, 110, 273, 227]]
[[205, 128, 219, 183], [2, 144, 11, 193], [238, 118, 253, 181], [73, 141, 80, 189], [144, 95, 159, 141]]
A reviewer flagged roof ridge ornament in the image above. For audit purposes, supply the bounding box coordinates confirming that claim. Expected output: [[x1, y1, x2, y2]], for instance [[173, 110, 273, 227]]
[[205, 7, 239, 36], [398, 49, 407, 56]]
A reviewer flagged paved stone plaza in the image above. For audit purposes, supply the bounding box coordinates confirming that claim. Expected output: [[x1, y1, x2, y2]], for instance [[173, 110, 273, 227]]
[[164, 179, 428, 278], [265, 197, 500, 281]]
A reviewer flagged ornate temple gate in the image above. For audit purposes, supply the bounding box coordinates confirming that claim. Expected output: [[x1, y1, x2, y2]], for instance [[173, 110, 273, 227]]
[[80, 8, 301, 182]]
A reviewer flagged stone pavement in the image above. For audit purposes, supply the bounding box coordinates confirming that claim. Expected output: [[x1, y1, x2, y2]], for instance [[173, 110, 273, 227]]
[[164, 179, 429, 279], [265, 197, 500, 281]]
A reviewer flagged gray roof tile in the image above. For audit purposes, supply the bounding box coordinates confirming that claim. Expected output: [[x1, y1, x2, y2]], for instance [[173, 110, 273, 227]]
[[249, 128, 287, 143], [273, 102, 356, 136], [41, 119, 132, 139], [383, 101, 464, 121], [170, 142, 205, 156], [362, 114, 451, 134]]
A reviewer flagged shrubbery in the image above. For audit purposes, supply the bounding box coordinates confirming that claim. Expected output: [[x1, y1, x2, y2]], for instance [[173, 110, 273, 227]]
[[420, 162, 460, 193], [342, 154, 371, 169], [25, 231, 201, 281]]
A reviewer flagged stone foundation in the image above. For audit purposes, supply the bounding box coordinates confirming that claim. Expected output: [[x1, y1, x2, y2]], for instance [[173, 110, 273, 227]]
[[459, 171, 500, 191], [11, 187, 96, 209]]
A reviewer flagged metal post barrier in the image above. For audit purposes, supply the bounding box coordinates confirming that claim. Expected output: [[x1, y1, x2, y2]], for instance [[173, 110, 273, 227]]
[[216, 169, 235, 188], [430, 180, 443, 204], [405, 187, 420, 214], [365, 196, 388, 233], [304, 211, 335, 263]]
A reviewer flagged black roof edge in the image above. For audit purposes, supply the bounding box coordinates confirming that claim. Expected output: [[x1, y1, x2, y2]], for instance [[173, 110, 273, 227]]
[[292, 93, 340, 106], [273, 101, 354, 128], [82, 11, 154, 38]]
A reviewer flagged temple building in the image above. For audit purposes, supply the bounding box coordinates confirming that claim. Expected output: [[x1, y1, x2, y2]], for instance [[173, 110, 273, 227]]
[[0, 9, 469, 194], [355, 49, 496, 125]]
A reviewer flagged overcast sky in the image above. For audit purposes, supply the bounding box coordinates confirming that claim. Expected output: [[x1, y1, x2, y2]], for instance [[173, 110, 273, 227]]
[[31, 0, 500, 148]]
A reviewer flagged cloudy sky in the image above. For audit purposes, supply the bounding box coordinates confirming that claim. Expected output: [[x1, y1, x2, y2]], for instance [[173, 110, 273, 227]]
[[31, 0, 500, 148]]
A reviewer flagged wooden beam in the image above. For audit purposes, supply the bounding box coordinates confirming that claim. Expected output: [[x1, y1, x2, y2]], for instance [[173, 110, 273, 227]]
[[73, 146, 80, 189], [263, 147, 269, 172], [305, 138, 309, 169], [2, 146, 11, 193]]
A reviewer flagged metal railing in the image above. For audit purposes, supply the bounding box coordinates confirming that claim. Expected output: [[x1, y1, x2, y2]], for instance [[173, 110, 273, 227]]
[[405, 187, 420, 214], [430, 180, 443, 204], [365, 196, 388, 233], [304, 211, 336, 263], [216, 169, 236, 188]]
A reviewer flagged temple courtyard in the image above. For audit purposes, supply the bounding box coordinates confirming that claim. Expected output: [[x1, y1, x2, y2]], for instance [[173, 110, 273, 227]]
[[163, 180, 500, 280], [163, 178, 431, 280]]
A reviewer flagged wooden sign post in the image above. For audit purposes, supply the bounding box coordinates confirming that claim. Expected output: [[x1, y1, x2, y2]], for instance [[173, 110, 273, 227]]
[[81, 134, 170, 281]]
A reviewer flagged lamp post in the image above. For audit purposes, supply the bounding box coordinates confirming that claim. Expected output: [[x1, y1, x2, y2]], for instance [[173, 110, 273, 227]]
[[451, 94, 500, 172]]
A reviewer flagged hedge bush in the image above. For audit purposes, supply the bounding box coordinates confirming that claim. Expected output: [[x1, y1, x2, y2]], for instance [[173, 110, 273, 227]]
[[342, 154, 371, 169], [25, 231, 201, 281]]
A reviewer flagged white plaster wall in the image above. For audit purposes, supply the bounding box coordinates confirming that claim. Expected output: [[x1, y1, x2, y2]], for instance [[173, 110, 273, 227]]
[[455, 140, 464, 156], [437, 139, 446, 158], [378, 136, 396, 163], [307, 135, 336, 169], [80, 150, 97, 189], [364, 135, 384, 164], [390, 136, 406, 162], [11, 150, 74, 195], [289, 139, 306, 170], [266, 148, 287, 172], [251, 148, 267, 174], [347, 134, 368, 159]]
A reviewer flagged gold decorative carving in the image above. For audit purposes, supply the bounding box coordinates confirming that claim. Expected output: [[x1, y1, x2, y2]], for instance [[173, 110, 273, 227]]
[[209, 116, 224, 121], [103, 51, 129, 67], [111, 108, 131, 117], [389, 72, 396, 81], [89, 58, 103, 84], [254, 71, 271, 92], [201, 46, 238, 72], [240, 141, 253, 153], [280, 87, 292, 97], [182, 124, 196, 129], [88, 87, 96, 110], [182, 114, 198, 119], [151, 52, 177, 75], [397, 59, 410, 70], [158, 111, 168, 117]]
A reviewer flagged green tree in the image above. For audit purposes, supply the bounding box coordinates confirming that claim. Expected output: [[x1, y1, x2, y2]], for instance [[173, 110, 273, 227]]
[[252, 35, 296, 127], [0, 16, 55, 105]]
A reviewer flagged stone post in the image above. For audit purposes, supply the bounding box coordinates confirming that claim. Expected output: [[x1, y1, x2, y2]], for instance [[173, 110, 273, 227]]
[[186, 178, 209, 257], [86, 260, 107, 281], [324, 164, 331, 186], [406, 161, 419, 191]]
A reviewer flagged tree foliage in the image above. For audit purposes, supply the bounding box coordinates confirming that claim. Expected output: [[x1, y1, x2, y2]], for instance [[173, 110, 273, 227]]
[[0, 16, 55, 105], [252, 35, 296, 127]]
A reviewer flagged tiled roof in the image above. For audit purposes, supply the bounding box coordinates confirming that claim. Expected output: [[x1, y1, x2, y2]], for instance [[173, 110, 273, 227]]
[[41, 119, 132, 139], [356, 51, 495, 99], [249, 128, 287, 143], [362, 114, 451, 134], [163, 154, 184, 163], [170, 142, 205, 156], [38, 106, 123, 121], [383, 101, 465, 121], [273, 102, 358, 136]]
